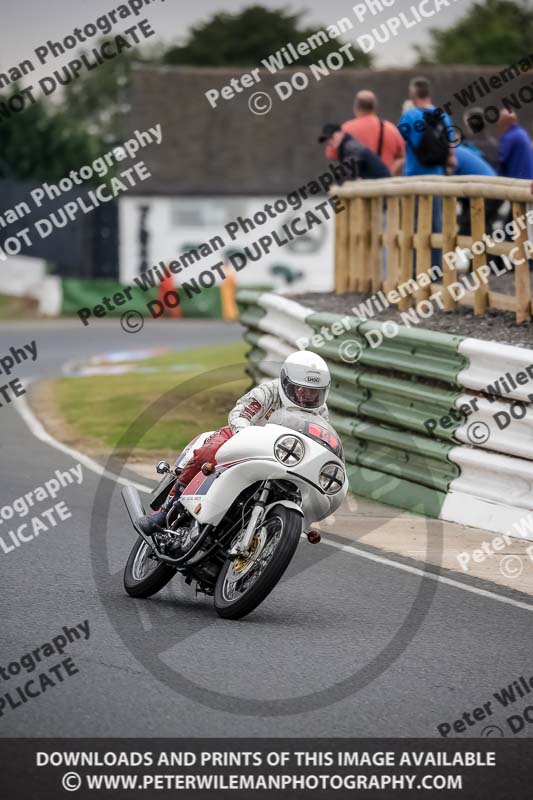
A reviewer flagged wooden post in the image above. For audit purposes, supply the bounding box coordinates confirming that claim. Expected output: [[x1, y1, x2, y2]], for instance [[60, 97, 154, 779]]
[[334, 197, 350, 293], [384, 197, 400, 296], [399, 195, 416, 310], [349, 197, 360, 291], [512, 201, 532, 323], [370, 196, 383, 292], [441, 195, 458, 310], [470, 197, 489, 315], [415, 194, 432, 301], [357, 198, 372, 292]]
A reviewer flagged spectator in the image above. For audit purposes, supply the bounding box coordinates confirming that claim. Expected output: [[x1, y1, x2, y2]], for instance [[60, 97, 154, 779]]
[[340, 90, 405, 175], [463, 108, 499, 171], [497, 109, 533, 179], [453, 144, 498, 237], [454, 144, 496, 177], [397, 77, 455, 176], [318, 123, 390, 181], [398, 77, 456, 269]]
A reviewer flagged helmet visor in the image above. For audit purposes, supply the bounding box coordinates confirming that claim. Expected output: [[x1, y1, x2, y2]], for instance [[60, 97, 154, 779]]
[[281, 369, 327, 409]]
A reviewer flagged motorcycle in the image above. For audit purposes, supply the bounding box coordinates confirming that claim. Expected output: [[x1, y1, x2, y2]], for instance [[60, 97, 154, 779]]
[[121, 407, 348, 619]]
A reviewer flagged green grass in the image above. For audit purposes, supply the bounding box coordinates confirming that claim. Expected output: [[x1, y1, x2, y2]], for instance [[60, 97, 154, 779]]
[[53, 342, 249, 457]]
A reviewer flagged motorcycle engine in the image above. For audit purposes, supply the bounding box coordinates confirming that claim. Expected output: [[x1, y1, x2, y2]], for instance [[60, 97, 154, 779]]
[[157, 520, 201, 559], [175, 521, 201, 552]]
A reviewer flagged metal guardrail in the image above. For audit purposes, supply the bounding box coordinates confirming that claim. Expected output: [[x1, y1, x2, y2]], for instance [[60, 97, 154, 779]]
[[238, 290, 533, 533]]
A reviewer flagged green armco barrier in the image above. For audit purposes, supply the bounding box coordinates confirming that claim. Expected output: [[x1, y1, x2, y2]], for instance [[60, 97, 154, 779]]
[[344, 443, 454, 493], [345, 463, 446, 517], [306, 313, 467, 384], [307, 311, 463, 351], [358, 372, 458, 408], [240, 306, 267, 330], [236, 288, 268, 306], [308, 340, 464, 384], [306, 311, 366, 332], [243, 332, 266, 353], [330, 411, 454, 462]]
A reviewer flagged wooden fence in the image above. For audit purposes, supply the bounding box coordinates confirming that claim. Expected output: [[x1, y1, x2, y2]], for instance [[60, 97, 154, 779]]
[[333, 175, 533, 324]]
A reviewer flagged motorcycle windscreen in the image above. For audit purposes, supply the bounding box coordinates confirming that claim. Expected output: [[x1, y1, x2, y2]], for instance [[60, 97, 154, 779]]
[[267, 408, 344, 459]]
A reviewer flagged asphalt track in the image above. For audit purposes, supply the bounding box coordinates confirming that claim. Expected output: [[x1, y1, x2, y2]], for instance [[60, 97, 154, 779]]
[[1, 318, 533, 738]]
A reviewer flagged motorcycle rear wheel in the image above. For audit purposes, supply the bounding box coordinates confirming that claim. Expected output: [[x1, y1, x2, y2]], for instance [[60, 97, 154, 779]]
[[213, 505, 302, 620], [124, 536, 176, 598]]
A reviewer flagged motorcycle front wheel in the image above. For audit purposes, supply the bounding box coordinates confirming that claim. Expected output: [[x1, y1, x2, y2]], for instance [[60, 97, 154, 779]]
[[124, 536, 176, 598], [214, 505, 302, 620]]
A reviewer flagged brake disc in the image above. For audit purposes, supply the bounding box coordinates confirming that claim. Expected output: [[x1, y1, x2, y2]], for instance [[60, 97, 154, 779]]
[[227, 528, 267, 583]]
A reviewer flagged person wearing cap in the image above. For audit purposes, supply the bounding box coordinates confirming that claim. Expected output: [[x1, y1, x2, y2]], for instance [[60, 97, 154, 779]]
[[340, 90, 405, 175], [318, 123, 390, 181]]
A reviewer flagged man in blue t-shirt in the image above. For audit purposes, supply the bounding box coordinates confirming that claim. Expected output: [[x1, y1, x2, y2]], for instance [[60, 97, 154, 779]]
[[454, 144, 496, 176], [497, 109, 533, 179], [453, 145, 498, 236], [397, 77, 456, 177], [397, 78, 456, 270]]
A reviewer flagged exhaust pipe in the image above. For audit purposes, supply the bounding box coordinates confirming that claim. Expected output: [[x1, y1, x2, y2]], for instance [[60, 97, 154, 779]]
[[121, 484, 181, 566], [121, 485, 146, 526]]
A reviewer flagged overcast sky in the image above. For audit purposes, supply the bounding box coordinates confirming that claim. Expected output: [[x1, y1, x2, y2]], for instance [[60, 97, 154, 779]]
[[3, 0, 475, 76]]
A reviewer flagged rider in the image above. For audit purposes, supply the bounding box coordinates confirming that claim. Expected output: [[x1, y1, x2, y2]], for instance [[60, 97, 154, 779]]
[[137, 351, 331, 535]]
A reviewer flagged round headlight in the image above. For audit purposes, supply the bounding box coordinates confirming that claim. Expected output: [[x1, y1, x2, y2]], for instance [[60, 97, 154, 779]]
[[274, 435, 304, 466], [319, 462, 345, 494]]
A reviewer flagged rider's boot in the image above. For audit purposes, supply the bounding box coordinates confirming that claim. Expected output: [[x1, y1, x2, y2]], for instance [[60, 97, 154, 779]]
[[136, 483, 184, 536]]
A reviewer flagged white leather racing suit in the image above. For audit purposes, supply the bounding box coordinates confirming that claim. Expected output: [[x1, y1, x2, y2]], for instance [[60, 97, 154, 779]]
[[228, 379, 329, 433]]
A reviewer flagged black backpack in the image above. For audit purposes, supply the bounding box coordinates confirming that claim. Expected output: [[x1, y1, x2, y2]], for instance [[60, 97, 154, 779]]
[[416, 109, 449, 167]]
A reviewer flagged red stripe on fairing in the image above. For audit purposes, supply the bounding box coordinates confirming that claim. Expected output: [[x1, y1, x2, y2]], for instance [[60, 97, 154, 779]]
[[218, 457, 277, 468], [182, 471, 207, 496], [217, 457, 266, 468], [183, 457, 278, 496]]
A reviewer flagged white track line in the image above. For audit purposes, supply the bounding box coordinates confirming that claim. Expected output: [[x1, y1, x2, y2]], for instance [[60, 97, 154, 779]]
[[320, 536, 533, 614], [15, 386, 533, 612], [14, 392, 151, 494]]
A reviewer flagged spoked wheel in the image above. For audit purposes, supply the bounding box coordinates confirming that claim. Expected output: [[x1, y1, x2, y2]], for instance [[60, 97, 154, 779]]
[[124, 536, 176, 598], [214, 505, 302, 620]]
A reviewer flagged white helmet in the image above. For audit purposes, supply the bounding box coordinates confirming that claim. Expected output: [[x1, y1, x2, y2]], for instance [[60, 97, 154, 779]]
[[279, 351, 330, 411]]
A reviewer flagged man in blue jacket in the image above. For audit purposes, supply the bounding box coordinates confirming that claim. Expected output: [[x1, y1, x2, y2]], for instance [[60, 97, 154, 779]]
[[497, 109, 533, 179]]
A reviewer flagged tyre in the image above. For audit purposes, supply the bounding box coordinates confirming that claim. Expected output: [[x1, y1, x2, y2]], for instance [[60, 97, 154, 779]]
[[214, 505, 302, 620], [124, 536, 176, 598]]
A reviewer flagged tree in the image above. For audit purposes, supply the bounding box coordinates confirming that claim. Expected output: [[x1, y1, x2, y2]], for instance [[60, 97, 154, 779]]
[[163, 5, 371, 68], [0, 86, 99, 182], [61, 42, 143, 148], [416, 0, 533, 66]]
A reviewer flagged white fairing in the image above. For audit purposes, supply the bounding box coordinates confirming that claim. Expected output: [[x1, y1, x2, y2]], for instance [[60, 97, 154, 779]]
[[179, 419, 347, 528]]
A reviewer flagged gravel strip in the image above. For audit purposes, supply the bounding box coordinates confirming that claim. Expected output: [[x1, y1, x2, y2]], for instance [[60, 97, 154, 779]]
[[292, 282, 533, 350]]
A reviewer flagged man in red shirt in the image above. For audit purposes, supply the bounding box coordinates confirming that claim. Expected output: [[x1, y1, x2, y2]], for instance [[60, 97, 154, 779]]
[[340, 90, 405, 175]]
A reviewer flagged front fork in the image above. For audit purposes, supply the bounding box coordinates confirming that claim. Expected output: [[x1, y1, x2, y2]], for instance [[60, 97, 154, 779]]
[[228, 481, 271, 558]]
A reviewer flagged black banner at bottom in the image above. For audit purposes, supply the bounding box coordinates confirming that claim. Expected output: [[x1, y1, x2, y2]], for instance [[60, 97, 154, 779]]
[[0, 738, 530, 799]]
